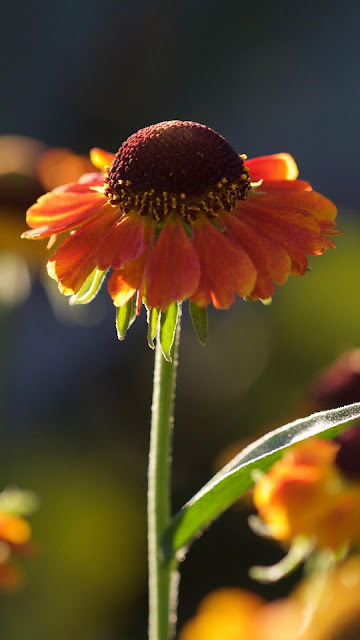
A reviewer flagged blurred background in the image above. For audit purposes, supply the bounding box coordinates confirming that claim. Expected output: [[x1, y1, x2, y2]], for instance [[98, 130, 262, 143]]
[[1, 0, 360, 638]]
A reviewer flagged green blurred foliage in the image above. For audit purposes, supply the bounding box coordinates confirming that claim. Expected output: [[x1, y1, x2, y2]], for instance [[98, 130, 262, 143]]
[[0, 448, 146, 640]]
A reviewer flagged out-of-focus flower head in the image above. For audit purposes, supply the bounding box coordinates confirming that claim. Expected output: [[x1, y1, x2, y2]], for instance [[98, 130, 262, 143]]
[[0, 135, 97, 311], [305, 349, 360, 480], [22, 120, 338, 338], [253, 438, 360, 551], [308, 349, 360, 412], [179, 556, 360, 640], [179, 587, 300, 640], [0, 487, 38, 592]]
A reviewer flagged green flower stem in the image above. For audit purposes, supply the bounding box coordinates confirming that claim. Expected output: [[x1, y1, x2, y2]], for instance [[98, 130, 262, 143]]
[[147, 311, 181, 640]]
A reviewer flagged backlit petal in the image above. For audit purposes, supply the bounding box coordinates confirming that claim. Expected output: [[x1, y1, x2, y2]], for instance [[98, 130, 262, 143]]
[[47, 210, 119, 294], [96, 214, 149, 271], [222, 212, 291, 300], [259, 179, 312, 192], [246, 153, 299, 182], [77, 172, 105, 187], [108, 254, 147, 307], [191, 219, 256, 309], [235, 201, 330, 276], [90, 148, 115, 171], [146, 217, 200, 310], [252, 189, 338, 231], [23, 190, 108, 239]]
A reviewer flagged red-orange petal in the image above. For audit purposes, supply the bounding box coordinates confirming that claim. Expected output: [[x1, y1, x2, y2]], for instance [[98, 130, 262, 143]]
[[108, 254, 147, 307], [260, 179, 312, 192], [222, 212, 291, 300], [47, 209, 119, 294], [246, 153, 299, 182], [96, 214, 149, 271], [54, 178, 103, 193], [23, 189, 108, 239], [90, 148, 115, 171], [253, 189, 338, 230], [190, 219, 256, 309], [235, 201, 330, 276], [146, 217, 201, 310]]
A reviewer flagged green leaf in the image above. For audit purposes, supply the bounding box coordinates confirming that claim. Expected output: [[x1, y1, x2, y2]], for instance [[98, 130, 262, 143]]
[[161, 402, 360, 564], [159, 303, 180, 362], [189, 301, 208, 346], [69, 268, 107, 305], [147, 307, 160, 349], [116, 296, 136, 340]]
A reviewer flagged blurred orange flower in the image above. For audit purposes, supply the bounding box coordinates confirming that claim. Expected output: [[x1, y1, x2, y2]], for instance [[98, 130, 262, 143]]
[[179, 556, 360, 640], [22, 120, 338, 315], [253, 438, 360, 549], [179, 587, 300, 640], [0, 511, 33, 592]]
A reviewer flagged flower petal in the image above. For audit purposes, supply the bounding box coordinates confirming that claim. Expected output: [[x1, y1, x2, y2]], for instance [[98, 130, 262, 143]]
[[96, 214, 149, 271], [90, 148, 115, 171], [236, 201, 331, 276], [222, 212, 291, 300], [108, 254, 147, 307], [246, 153, 299, 182], [47, 210, 119, 294], [260, 180, 312, 192], [146, 217, 201, 310], [191, 219, 256, 309], [253, 189, 338, 232], [77, 172, 105, 187], [23, 190, 108, 239]]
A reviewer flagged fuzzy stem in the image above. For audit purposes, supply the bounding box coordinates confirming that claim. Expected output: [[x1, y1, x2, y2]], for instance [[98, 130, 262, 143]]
[[147, 315, 181, 640]]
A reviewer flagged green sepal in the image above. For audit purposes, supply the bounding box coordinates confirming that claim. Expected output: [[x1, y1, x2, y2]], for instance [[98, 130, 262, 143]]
[[249, 536, 314, 583], [260, 297, 272, 306], [146, 307, 160, 349], [189, 301, 208, 346], [116, 296, 136, 340], [69, 268, 107, 305], [159, 302, 180, 362]]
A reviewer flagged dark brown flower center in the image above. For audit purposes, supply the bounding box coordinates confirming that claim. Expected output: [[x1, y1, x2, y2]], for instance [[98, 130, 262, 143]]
[[104, 121, 250, 223]]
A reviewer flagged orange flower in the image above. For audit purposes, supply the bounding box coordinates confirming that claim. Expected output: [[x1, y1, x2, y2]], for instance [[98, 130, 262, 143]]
[[0, 512, 33, 592], [22, 121, 338, 315], [253, 439, 360, 549], [179, 558, 360, 640], [179, 587, 300, 640]]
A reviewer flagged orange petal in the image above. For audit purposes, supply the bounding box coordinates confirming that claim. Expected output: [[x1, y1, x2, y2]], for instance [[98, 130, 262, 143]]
[[246, 153, 299, 182], [146, 217, 200, 310], [23, 190, 108, 239], [96, 214, 149, 271], [190, 219, 256, 309], [47, 210, 119, 294], [222, 212, 291, 300], [255, 189, 338, 229], [90, 147, 115, 171], [108, 254, 147, 307], [77, 172, 104, 187], [236, 200, 329, 276], [260, 179, 312, 192]]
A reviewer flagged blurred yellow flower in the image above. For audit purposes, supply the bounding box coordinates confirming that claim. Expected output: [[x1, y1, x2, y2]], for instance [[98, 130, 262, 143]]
[[294, 555, 360, 640]]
